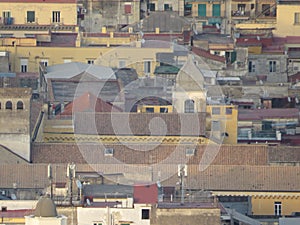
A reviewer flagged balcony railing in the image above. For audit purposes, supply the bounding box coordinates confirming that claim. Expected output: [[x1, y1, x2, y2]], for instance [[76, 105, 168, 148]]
[[232, 10, 250, 18], [25, 17, 39, 24]]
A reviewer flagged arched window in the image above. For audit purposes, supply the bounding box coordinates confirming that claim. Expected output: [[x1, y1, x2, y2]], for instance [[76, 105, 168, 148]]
[[5, 101, 12, 110], [17, 101, 24, 110], [184, 99, 194, 113]]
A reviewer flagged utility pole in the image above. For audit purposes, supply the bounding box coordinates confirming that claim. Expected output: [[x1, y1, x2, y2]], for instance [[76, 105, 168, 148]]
[[48, 164, 53, 199], [178, 164, 187, 205], [67, 163, 76, 206]]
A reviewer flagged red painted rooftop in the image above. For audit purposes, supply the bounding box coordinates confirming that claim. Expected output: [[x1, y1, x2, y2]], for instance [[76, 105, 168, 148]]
[[134, 183, 158, 204], [0, 209, 34, 218]]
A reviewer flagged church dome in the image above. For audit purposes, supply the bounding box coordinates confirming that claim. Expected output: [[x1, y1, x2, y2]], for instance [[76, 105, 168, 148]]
[[34, 196, 58, 217]]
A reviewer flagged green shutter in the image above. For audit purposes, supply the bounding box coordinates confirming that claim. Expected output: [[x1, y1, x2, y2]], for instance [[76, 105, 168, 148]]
[[198, 4, 206, 17], [212, 4, 221, 17]]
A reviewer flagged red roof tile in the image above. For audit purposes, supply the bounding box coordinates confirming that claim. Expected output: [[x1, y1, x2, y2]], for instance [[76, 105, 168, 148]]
[[238, 108, 299, 121], [59, 92, 122, 116], [191, 46, 226, 63]]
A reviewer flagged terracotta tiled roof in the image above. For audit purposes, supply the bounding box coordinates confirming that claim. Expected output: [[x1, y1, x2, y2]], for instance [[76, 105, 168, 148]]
[[269, 146, 300, 163], [32, 143, 268, 165], [41, 33, 77, 47], [1, 163, 300, 191], [236, 38, 272, 47], [191, 47, 226, 63], [73, 112, 206, 136], [59, 92, 122, 116], [163, 164, 300, 191], [238, 108, 299, 121]]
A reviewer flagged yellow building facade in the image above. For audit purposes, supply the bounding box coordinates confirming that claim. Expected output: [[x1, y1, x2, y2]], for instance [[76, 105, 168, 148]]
[[0, 41, 173, 76], [0, 0, 77, 25], [137, 105, 173, 113], [213, 191, 300, 216], [252, 194, 300, 216], [274, 3, 300, 37], [206, 105, 238, 144]]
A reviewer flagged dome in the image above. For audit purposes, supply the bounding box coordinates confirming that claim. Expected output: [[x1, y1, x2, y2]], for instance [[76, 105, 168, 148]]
[[34, 196, 58, 217]]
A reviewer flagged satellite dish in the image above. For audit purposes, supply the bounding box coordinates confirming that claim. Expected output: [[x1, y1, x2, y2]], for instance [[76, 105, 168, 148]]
[[156, 181, 161, 188], [141, 39, 145, 44], [76, 180, 82, 190], [11, 194, 16, 200], [216, 23, 220, 29], [86, 198, 91, 206], [257, 36, 260, 41]]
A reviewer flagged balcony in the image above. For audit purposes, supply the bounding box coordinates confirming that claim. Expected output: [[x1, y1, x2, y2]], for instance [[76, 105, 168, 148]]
[[231, 10, 250, 19], [0, 17, 14, 25]]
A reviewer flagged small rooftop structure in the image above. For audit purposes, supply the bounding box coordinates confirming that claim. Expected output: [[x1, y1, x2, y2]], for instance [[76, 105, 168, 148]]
[[34, 196, 57, 217]]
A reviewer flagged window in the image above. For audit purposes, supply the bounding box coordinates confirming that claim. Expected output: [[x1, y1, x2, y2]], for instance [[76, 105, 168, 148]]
[[27, 11, 35, 23], [184, 99, 194, 113], [248, 61, 255, 72], [198, 4, 206, 17], [212, 121, 220, 131], [160, 107, 168, 113], [212, 107, 220, 115], [226, 107, 233, 115], [164, 4, 172, 11], [148, 3, 155, 11], [274, 201, 282, 216], [40, 59, 48, 67], [20, 58, 28, 73], [119, 60, 126, 68], [0, 102, 1, 109], [141, 209, 150, 219], [295, 12, 300, 24], [5, 101, 12, 110], [52, 11, 61, 23], [269, 61, 276, 72], [93, 223, 102, 225], [104, 148, 114, 156], [124, 3, 132, 14], [212, 4, 221, 17], [144, 61, 151, 74], [64, 59, 72, 63], [2, 11, 11, 18], [87, 60, 94, 64], [186, 148, 195, 156], [262, 4, 270, 16], [238, 4, 245, 15], [146, 107, 154, 113], [17, 101, 24, 110]]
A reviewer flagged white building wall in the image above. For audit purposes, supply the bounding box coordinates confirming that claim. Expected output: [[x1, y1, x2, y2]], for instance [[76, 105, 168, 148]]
[[77, 204, 151, 225]]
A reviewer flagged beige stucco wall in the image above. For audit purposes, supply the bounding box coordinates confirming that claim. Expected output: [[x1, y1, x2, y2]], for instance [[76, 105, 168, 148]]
[[151, 207, 221, 225], [0, 2, 77, 25], [0, 88, 32, 161], [77, 204, 151, 225], [274, 5, 300, 37]]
